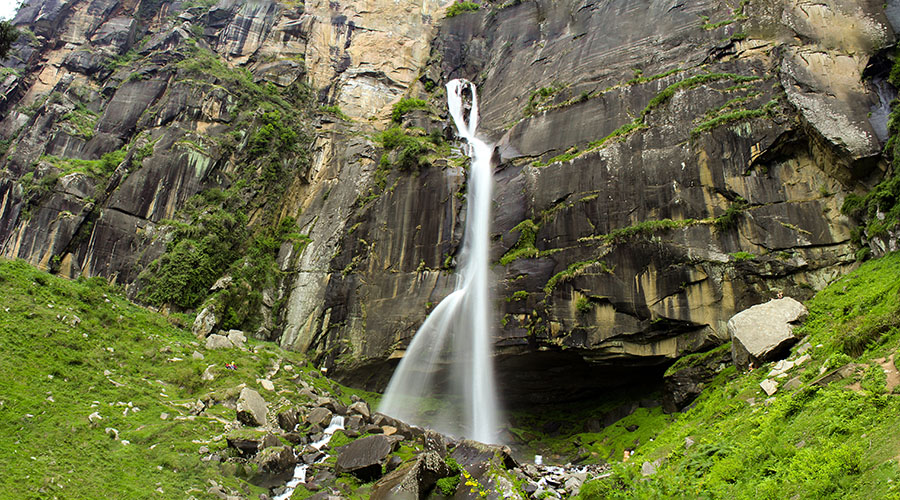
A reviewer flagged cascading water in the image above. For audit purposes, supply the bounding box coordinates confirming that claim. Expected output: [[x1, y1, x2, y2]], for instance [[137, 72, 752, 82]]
[[378, 79, 500, 444], [273, 415, 345, 500]]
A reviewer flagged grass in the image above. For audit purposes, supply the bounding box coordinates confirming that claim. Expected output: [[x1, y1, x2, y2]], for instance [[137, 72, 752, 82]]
[[576, 251, 900, 499], [0, 258, 381, 499]]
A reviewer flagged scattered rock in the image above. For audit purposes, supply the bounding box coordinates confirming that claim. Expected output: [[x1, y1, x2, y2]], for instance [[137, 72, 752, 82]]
[[370, 451, 451, 500], [254, 445, 297, 473], [277, 409, 299, 432], [641, 460, 661, 476], [760, 379, 779, 396], [306, 407, 333, 427], [205, 334, 233, 350], [201, 365, 216, 381], [382, 425, 397, 436], [335, 435, 394, 481], [812, 363, 861, 387], [236, 388, 268, 427], [258, 379, 275, 392], [192, 350, 205, 360], [226, 330, 246, 348], [348, 401, 370, 420], [423, 430, 447, 456], [729, 298, 807, 370]]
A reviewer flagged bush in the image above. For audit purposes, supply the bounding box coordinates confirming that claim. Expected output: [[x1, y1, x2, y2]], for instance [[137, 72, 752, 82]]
[[391, 98, 429, 122], [446, 1, 480, 17]]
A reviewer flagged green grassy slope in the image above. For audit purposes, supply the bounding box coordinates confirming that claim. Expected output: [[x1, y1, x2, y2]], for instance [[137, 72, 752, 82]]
[[0, 259, 378, 499], [577, 252, 900, 499]]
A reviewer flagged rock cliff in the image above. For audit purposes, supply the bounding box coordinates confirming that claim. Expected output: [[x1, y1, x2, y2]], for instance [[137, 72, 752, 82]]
[[1, 0, 897, 405]]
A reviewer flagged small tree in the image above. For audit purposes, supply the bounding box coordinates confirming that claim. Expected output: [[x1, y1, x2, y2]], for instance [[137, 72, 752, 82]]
[[0, 21, 20, 60]]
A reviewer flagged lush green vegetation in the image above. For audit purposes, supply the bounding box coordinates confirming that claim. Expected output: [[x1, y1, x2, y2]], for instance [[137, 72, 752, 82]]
[[320, 105, 350, 121], [376, 126, 447, 171], [576, 251, 900, 499], [445, 1, 480, 18], [0, 20, 20, 59], [499, 219, 541, 265], [391, 98, 429, 122], [0, 259, 379, 499]]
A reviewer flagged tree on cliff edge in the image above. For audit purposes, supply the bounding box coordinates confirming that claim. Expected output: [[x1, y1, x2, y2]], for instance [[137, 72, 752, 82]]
[[0, 21, 19, 60]]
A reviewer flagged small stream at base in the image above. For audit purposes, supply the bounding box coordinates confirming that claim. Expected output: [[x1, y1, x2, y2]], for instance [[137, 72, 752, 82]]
[[273, 415, 345, 500]]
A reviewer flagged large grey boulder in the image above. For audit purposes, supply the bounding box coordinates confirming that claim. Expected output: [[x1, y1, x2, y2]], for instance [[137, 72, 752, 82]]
[[205, 334, 232, 350], [236, 388, 267, 427], [370, 451, 451, 500], [729, 298, 808, 371], [335, 435, 394, 481]]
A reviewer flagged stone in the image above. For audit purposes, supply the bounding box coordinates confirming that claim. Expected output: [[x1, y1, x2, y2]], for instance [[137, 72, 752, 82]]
[[258, 379, 275, 391], [334, 435, 394, 481], [729, 298, 808, 371], [254, 445, 297, 473], [205, 334, 233, 350], [277, 409, 299, 432], [201, 365, 216, 381], [191, 351, 204, 360], [236, 388, 267, 427], [450, 440, 518, 470], [641, 459, 663, 477], [381, 425, 397, 436], [305, 407, 333, 427], [226, 330, 246, 348], [370, 451, 451, 500], [345, 415, 364, 430], [348, 401, 370, 420], [423, 429, 447, 456], [760, 379, 779, 396]]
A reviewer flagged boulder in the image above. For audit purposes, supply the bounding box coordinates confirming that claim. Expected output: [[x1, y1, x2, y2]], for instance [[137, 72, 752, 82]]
[[423, 429, 447, 456], [277, 408, 299, 432], [729, 298, 807, 371], [334, 435, 394, 481], [226, 329, 246, 348], [305, 407, 333, 427], [205, 334, 233, 350], [236, 388, 267, 427], [348, 401, 370, 420], [450, 440, 518, 469], [370, 451, 451, 500], [254, 445, 297, 473]]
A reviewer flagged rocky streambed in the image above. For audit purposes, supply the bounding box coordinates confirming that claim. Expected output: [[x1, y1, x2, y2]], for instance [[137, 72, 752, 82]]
[[201, 362, 608, 499]]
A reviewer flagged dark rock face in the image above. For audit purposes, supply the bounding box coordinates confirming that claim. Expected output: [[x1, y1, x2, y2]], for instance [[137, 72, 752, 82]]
[[662, 346, 733, 413], [313, 0, 893, 405]]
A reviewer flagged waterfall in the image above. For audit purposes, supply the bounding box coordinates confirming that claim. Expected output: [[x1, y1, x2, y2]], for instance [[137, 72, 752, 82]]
[[378, 79, 500, 444]]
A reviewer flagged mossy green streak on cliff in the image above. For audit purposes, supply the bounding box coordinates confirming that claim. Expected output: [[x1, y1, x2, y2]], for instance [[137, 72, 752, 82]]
[[0, 259, 378, 499], [531, 73, 763, 167], [576, 252, 900, 499]]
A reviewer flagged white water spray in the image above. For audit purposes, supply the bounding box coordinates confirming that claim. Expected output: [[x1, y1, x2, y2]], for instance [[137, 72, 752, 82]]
[[378, 79, 500, 443]]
